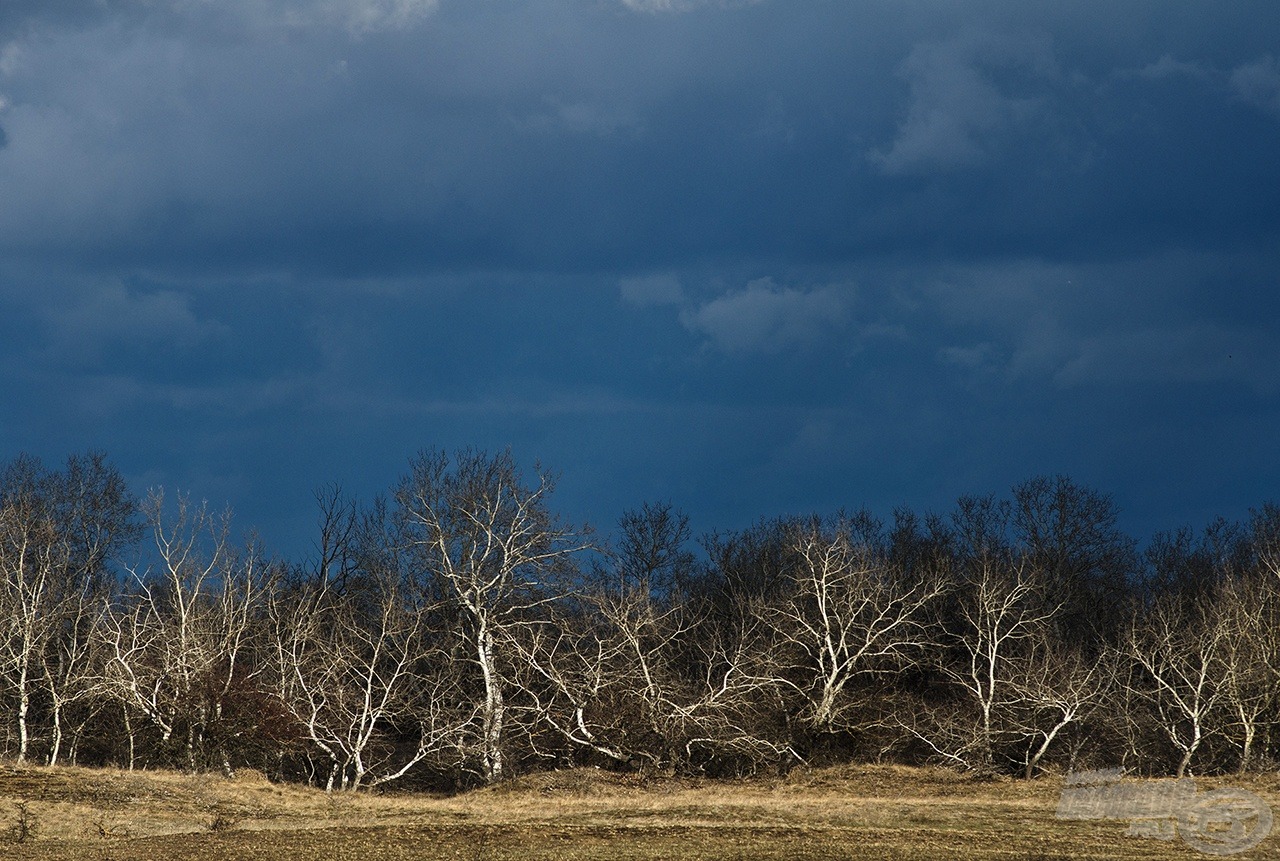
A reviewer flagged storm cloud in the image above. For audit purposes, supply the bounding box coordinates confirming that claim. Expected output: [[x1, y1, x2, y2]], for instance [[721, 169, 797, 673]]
[[1, 0, 1277, 554]]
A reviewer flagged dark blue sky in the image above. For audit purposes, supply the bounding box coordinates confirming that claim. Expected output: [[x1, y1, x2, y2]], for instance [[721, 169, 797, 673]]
[[2, 1, 1278, 558]]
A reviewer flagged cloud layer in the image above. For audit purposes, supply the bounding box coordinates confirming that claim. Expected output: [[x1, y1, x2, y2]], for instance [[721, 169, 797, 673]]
[[0, 0, 1277, 555], [680, 279, 849, 354]]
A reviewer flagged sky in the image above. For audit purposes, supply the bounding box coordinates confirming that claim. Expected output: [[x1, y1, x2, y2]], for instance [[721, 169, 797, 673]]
[[1, 0, 1278, 560]]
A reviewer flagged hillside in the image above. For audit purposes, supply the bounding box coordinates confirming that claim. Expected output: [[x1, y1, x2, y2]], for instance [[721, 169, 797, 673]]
[[1, 763, 1276, 860]]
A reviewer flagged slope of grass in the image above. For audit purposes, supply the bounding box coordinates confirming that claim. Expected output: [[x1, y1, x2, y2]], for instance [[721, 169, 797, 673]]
[[1, 762, 1276, 860]]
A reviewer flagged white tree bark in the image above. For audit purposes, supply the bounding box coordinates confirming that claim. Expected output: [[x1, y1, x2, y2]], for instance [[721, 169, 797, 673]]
[[1122, 597, 1225, 777], [770, 521, 945, 733], [397, 449, 587, 783]]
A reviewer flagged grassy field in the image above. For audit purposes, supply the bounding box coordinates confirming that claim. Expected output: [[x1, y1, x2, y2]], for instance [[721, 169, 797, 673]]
[[1, 762, 1276, 860]]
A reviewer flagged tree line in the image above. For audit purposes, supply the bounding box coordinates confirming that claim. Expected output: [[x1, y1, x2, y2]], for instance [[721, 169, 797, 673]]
[[1, 449, 1278, 790]]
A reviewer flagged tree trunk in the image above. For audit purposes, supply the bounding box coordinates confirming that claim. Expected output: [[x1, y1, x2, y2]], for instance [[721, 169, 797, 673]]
[[1175, 724, 1200, 778], [1236, 718, 1255, 775], [16, 661, 30, 764], [124, 707, 136, 771], [47, 704, 63, 766], [478, 624, 505, 782]]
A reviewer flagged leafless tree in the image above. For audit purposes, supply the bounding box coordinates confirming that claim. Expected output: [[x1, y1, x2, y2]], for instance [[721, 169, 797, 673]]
[[611, 501, 698, 598], [502, 596, 636, 767], [38, 560, 105, 766], [902, 557, 1103, 777], [1010, 640, 1107, 778], [395, 449, 588, 783], [1208, 570, 1280, 773], [1121, 595, 1225, 777], [954, 561, 1058, 770], [0, 504, 68, 762], [1011, 475, 1137, 647], [97, 491, 266, 773], [513, 579, 790, 774], [769, 518, 946, 735], [267, 569, 472, 790], [0, 453, 138, 765]]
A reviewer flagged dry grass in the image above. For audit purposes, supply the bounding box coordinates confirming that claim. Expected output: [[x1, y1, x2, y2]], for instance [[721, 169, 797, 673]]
[[1, 761, 1276, 860]]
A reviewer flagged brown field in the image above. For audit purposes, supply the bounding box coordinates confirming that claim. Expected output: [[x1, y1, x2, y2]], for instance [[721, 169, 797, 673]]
[[1, 762, 1276, 860]]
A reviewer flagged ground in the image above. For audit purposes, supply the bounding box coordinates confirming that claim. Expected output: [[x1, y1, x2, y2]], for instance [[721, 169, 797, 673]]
[[1, 762, 1276, 860]]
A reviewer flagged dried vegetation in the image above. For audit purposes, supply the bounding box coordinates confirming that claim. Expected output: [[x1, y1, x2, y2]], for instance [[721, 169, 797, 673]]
[[1, 762, 1276, 860]]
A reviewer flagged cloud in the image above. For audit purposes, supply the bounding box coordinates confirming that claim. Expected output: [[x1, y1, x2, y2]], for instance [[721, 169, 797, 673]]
[[1054, 324, 1280, 391], [1231, 55, 1280, 116], [0, 1, 439, 38], [156, 0, 441, 35], [518, 96, 644, 138], [1127, 54, 1212, 82], [869, 30, 1059, 175], [0, 42, 21, 76], [918, 255, 1280, 393], [290, 0, 439, 34], [617, 0, 761, 12], [619, 0, 683, 10], [1, 3, 1275, 275], [939, 342, 1000, 371], [27, 281, 227, 364], [679, 278, 848, 353], [619, 274, 685, 307]]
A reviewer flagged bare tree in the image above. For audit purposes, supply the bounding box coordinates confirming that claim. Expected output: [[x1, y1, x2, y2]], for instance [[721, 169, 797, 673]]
[[395, 449, 587, 783], [1209, 570, 1280, 773], [0, 504, 68, 762], [1121, 595, 1225, 777], [927, 560, 1057, 771], [503, 503, 793, 773], [612, 501, 697, 598], [1011, 641, 1107, 778], [770, 518, 946, 735], [511, 580, 790, 775], [1011, 475, 1137, 646], [502, 596, 637, 768], [38, 563, 105, 766], [311, 482, 361, 590], [0, 453, 139, 765], [97, 491, 266, 772], [903, 558, 1102, 777], [267, 568, 471, 791]]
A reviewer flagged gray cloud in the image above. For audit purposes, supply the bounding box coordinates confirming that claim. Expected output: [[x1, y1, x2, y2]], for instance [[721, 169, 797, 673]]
[[1232, 55, 1280, 115], [870, 29, 1060, 175], [617, 0, 762, 12], [311, 0, 439, 33], [0, 1, 1278, 556], [37, 282, 227, 364], [679, 278, 849, 353], [1130, 54, 1213, 82], [145, 1, 441, 35], [517, 96, 645, 138], [0, 1, 1275, 271], [619, 274, 685, 307], [1053, 324, 1280, 391], [919, 254, 1280, 393]]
